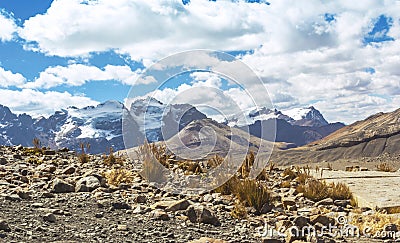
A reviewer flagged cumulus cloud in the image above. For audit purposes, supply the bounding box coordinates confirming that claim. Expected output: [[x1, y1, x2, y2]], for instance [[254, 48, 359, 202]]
[[19, 0, 271, 59], [0, 89, 99, 117], [0, 11, 17, 42], [24, 64, 143, 89], [0, 67, 26, 87]]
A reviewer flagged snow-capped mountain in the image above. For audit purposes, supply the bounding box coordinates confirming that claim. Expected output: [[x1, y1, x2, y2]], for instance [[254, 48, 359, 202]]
[[227, 106, 329, 127], [0, 99, 207, 154], [0, 100, 342, 153]]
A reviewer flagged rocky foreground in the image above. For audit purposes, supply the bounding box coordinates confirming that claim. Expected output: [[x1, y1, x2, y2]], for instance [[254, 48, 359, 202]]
[[0, 146, 399, 243]]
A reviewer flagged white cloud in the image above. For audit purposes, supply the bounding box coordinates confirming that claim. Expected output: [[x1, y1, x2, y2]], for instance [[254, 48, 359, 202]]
[[24, 64, 142, 89], [0, 67, 26, 87], [19, 0, 271, 59], [0, 89, 99, 117], [0, 11, 17, 42]]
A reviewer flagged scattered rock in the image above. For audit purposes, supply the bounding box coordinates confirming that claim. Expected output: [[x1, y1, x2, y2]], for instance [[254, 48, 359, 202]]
[[186, 205, 221, 226], [310, 215, 334, 227], [149, 209, 169, 221], [315, 198, 333, 207], [75, 176, 101, 192], [43, 213, 56, 223], [0, 220, 11, 232], [134, 195, 147, 204], [117, 224, 128, 231], [0, 158, 7, 165], [189, 237, 228, 243], [51, 178, 74, 193], [62, 166, 76, 175], [165, 199, 190, 212], [111, 202, 131, 210]]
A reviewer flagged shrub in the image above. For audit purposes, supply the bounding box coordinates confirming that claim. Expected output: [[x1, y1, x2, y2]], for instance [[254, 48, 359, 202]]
[[103, 168, 134, 186], [376, 162, 396, 172], [297, 179, 353, 202], [77, 142, 90, 163], [329, 182, 352, 200], [297, 179, 330, 202], [214, 175, 239, 195], [283, 167, 298, 180], [103, 147, 124, 166], [136, 141, 167, 183], [234, 179, 271, 214]]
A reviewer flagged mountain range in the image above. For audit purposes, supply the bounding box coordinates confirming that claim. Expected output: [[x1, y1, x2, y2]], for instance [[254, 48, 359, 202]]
[[0, 98, 343, 154]]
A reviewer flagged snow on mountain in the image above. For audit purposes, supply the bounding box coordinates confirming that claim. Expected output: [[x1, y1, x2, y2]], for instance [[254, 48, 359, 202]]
[[227, 106, 329, 127]]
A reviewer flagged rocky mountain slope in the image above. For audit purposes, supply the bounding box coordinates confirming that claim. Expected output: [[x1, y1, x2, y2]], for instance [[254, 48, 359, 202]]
[[271, 108, 400, 165]]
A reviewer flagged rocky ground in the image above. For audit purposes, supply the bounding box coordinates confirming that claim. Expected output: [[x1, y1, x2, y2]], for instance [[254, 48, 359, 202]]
[[0, 145, 399, 243]]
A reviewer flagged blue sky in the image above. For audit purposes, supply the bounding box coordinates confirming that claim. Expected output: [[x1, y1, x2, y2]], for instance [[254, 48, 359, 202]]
[[0, 0, 399, 123]]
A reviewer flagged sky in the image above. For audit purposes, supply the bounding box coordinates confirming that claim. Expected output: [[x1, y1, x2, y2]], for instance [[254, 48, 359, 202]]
[[0, 0, 399, 124]]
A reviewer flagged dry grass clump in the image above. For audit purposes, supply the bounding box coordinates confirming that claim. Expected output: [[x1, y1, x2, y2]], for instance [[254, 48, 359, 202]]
[[235, 179, 271, 213], [136, 141, 167, 183], [103, 147, 124, 166], [297, 179, 330, 201], [207, 154, 224, 169], [77, 142, 90, 163], [375, 162, 396, 172], [297, 179, 354, 202], [103, 168, 134, 186], [282, 167, 298, 180], [329, 182, 353, 200], [351, 212, 400, 238]]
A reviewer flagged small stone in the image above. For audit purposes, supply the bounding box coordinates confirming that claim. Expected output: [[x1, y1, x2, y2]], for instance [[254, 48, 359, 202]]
[[51, 178, 74, 193], [315, 198, 333, 206], [165, 199, 190, 212], [0, 158, 7, 165], [293, 216, 310, 229], [17, 190, 31, 200], [43, 213, 56, 223], [310, 215, 334, 226], [5, 194, 21, 202], [282, 197, 296, 208], [43, 150, 56, 155], [95, 212, 104, 218], [334, 200, 350, 207], [62, 166, 76, 175], [186, 205, 220, 226], [111, 202, 131, 210], [117, 224, 128, 231], [75, 176, 101, 192], [150, 209, 170, 221], [134, 195, 147, 204], [0, 220, 11, 232], [189, 237, 228, 243]]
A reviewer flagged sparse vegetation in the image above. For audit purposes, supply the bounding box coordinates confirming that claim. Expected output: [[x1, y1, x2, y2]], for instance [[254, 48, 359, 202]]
[[136, 141, 167, 183], [78, 142, 90, 163], [296, 178, 330, 201], [33, 138, 41, 151], [26, 156, 43, 165], [375, 162, 396, 172], [234, 179, 271, 213], [329, 182, 353, 200], [103, 168, 134, 186], [103, 147, 124, 166]]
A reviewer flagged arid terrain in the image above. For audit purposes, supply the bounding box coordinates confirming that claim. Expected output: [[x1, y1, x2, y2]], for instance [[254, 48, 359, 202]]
[[1, 144, 399, 243]]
